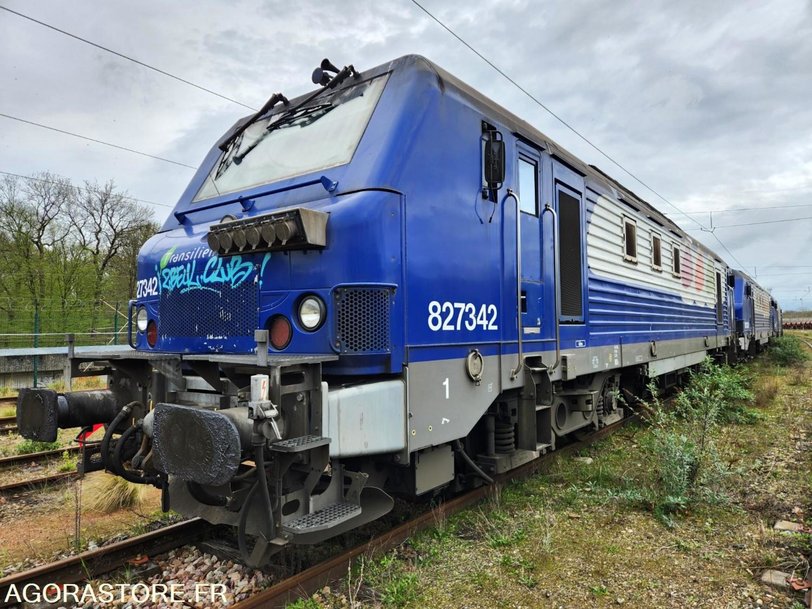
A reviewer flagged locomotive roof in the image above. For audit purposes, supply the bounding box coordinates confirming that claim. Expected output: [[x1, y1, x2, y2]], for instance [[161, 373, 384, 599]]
[[391, 55, 725, 266]]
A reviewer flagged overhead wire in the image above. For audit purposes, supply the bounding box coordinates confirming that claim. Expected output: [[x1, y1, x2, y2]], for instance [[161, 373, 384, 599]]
[[408, 0, 708, 232], [408, 0, 770, 271], [0, 169, 173, 209], [0, 5, 257, 111], [687, 216, 812, 230], [0, 112, 196, 169], [676, 202, 812, 215]]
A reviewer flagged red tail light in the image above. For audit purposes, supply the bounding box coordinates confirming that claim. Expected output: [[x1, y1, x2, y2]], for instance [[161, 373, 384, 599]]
[[146, 320, 158, 348], [269, 315, 292, 350]]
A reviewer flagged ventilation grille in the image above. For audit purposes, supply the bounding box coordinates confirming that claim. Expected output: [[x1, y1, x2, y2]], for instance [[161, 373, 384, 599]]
[[334, 287, 392, 354], [160, 278, 258, 340]]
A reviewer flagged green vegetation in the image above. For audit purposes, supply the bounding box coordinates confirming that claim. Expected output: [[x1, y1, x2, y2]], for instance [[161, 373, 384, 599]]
[[15, 439, 60, 455], [57, 450, 78, 472], [769, 335, 809, 367], [284, 347, 812, 608], [0, 172, 159, 348], [636, 359, 764, 522]]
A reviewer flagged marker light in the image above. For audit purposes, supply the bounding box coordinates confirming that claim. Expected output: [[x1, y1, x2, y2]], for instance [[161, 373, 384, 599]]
[[260, 223, 277, 245], [233, 228, 247, 250], [136, 307, 149, 332], [146, 320, 158, 348], [269, 316, 292, 350], [298, 296, 325, 331], [218, 232, 233, 252], [245, 226, 261, 248]]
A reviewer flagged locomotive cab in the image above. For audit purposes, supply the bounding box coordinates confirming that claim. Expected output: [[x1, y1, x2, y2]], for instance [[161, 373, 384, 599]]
[[16, 55, 775, 565]]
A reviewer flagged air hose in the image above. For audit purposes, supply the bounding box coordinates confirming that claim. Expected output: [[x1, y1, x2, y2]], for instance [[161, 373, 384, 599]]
[[237, 445, 275, 566], [112, 421, 161, 486], [101, 402, 138, 475], [453, 439, 494, 485]]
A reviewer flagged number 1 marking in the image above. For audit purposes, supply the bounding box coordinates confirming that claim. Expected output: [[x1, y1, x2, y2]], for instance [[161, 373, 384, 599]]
[[442, 377, 450, 399]]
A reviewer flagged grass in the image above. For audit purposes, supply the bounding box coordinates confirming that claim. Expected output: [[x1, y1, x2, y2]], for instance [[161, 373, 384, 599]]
[[84, 475, 145, 513], [769, 335, 809, 367], [57, 450, 78, 472], [302, 339, 812, 608], [15, 439, 60, 454]]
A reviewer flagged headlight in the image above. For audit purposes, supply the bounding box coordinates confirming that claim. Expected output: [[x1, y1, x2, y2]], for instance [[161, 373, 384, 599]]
[[298, 296, 325, 331], [136, 306, 149, 332]]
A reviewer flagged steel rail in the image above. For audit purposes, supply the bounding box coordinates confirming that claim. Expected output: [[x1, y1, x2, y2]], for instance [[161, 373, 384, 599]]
[[0, 519, 208, 608], [232, 415, 639, 609], [0, 446, 82, 468], [0, 471, 78, 494], [0, 415, 639, 609]]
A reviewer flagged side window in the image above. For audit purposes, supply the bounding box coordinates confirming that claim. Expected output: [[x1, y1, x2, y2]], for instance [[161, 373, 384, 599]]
[[716, 271, 723, 323], [518, 157, 538, 215], [651, 233, 662, 270], [623, 217, 637, 262], [672, 245, 681, 277], [558, 189, 583, 319]]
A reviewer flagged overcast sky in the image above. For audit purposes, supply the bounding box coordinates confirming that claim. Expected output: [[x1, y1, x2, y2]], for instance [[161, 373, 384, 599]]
[[1, 0, 810, 309]]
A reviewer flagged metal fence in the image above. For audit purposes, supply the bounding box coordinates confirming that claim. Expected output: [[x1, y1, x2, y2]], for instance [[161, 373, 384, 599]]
[[0, 298, 129, 349]]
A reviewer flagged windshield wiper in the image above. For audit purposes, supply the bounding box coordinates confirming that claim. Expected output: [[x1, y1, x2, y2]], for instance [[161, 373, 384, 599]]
[[231, 102, 334, 165], [216, 59, 361, 171], [218, 92, 289, 153]]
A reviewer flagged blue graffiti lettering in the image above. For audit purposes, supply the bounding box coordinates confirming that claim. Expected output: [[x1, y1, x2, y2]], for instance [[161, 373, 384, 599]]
[[159, 255, 255, 294]]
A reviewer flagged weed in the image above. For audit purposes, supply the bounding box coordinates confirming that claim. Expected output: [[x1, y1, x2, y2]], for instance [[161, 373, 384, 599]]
[[769, 335, 809, 367], [676, 359, 754, 424], [787, 368, 808, 387], [286, 598, 323, 609], [487, 526, 526, 549], [15, 439, 60, 455], [590, 584, 609, 597], [57, 450, 78, 473], [85, 475, 145, 513], [46, 379, 67, 393], [380, 572, 418, 607], [640, 359, 755, 521], [754, 376, 781, 407], [517, 572, 538, 588]]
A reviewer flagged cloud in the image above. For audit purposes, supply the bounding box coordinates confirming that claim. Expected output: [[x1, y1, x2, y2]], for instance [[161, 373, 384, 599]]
[[1, 0, 810, 307]]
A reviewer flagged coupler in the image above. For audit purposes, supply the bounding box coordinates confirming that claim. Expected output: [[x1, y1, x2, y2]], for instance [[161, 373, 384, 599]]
[[16, 388, 122, 442]]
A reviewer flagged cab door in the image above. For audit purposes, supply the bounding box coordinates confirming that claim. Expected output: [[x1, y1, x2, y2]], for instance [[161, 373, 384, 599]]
[[552, 160, 587, 347], [516, 143, 543, 339]]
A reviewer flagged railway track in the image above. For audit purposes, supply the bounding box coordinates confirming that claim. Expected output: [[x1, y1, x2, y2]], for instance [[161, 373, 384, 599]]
[[0, 416, 15, 434], [0, 445, 82, 468], [0, 415, 637, 609], [0, 519, 209, 608], [230, 415, 637, 608], [0, 471, 77, 494], [0, 396, 16, 434]]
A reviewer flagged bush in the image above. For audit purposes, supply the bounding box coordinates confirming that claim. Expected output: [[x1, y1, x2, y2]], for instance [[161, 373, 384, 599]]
[[676, 358, 755, 424], [769, 335, 809, 367], [642, 359, 751, 522], [15, 439, 60, 455]]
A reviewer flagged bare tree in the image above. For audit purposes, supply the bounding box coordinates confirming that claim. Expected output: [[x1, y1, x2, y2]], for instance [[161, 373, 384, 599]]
[[0, 172, 74, 308], [73, 180, 154, 329]]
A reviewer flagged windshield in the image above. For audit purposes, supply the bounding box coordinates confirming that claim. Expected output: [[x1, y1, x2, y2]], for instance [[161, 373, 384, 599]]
[[194, 74, 388, 202]]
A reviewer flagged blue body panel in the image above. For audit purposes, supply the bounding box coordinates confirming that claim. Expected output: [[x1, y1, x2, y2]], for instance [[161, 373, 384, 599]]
[[132, 55, 767, 376]]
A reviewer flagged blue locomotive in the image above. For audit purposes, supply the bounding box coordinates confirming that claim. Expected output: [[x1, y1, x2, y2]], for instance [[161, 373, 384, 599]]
[[17, 56, 780, 565]]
